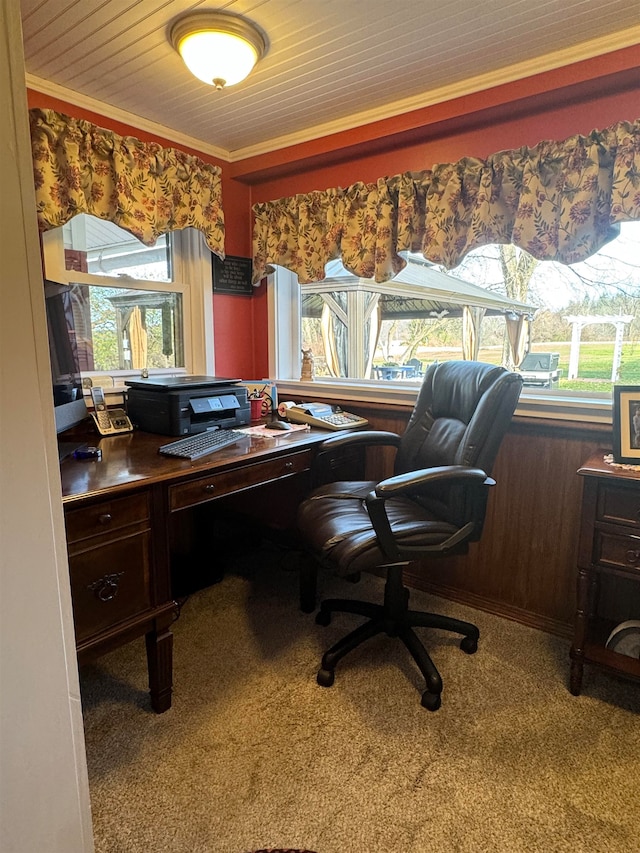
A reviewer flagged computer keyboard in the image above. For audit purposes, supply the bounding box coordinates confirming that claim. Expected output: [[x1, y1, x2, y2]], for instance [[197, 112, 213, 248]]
[[158, 429, 245, 460]]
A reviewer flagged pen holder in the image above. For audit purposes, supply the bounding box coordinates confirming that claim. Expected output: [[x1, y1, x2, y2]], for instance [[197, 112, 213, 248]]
[[249, 396, 264, 420]]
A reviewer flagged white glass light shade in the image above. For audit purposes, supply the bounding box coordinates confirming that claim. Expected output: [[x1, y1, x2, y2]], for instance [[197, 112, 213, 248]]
[[170, 13, 266, 90]]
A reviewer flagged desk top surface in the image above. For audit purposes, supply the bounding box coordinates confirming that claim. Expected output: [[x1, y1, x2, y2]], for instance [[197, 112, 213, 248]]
[[578, 451, 640, 483], [60, 425, 332, 505]]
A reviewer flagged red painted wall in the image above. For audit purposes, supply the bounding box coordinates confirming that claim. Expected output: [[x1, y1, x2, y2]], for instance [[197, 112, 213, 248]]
[[242, 57, 640, 201], [248, 86, 640, 203], [231, 45, 640, 187], [28, 45, 640, 380]]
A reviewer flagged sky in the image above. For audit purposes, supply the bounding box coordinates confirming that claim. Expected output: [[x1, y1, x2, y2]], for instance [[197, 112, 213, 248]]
[[450, 221, 640, 313], [533, 221, 640, 311]]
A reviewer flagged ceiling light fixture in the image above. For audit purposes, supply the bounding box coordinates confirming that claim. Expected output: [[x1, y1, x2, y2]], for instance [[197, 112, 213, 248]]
[[170, 12, 267, 90]]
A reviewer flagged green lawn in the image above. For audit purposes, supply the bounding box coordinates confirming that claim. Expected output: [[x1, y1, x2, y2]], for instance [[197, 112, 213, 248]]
[[529, 342, 640, 391], [417, 342, 640, 391]]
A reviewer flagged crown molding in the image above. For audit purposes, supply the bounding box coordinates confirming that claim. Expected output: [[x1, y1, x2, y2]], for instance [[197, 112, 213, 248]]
[[26, 24, 640, 165], [229, 25, 640, 161], [25, 73, 230, 162]]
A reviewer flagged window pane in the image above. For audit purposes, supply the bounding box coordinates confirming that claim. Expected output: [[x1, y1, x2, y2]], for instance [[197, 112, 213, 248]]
[[300, 258, 533, 381], [63, 214, 172, 282], [448, 222, 640, 392], [299, 223, 640, 391], [68, 283, 184, 372]]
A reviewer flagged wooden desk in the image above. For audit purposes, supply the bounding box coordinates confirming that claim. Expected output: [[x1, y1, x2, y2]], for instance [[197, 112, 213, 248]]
[[570, 452, 640, 694], [61, 426, 337, 712]]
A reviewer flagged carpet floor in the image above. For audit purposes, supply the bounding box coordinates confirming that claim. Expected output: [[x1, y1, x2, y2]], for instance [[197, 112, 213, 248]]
[[80, 549, 639, 853]]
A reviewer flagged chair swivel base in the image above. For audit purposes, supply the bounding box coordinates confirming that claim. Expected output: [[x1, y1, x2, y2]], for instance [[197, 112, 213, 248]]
[[315, 594, 479, 711]]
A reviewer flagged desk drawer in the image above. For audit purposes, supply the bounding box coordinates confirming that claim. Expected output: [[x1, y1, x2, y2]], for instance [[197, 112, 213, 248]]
[[69, 530, 151, 643], [169, 449, 312, 512], [594, 529, 640, 574], [598, 484, 640, 529], [65, 493, 150, 544]]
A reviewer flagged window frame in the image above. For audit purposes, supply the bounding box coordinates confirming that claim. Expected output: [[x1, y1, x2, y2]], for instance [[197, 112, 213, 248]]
[[42, 224, 215, 382], [267, 266, 614, 425]]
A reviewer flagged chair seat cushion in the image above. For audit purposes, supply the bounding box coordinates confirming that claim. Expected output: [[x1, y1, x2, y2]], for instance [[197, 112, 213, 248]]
[[298, 481, 458, 576]]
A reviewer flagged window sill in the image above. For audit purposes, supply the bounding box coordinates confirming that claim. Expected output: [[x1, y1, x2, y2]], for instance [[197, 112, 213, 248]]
[[273, 378, 613, 425]]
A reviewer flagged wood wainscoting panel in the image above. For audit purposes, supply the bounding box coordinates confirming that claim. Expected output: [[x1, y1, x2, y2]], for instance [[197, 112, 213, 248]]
[[405, 418, 608, 636]]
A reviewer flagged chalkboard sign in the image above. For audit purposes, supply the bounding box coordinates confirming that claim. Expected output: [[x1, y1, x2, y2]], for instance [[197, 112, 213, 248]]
[[212, 255, 253, 295]]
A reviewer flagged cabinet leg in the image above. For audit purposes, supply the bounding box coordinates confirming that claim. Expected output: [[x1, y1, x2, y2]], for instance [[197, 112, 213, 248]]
[[569, 566, 590, 696], [146, 622, 173, 713], [569, 657, 583, 696]]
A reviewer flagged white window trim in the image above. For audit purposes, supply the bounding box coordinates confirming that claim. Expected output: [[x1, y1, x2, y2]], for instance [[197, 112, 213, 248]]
[[177, 229, 215, 376], [267, 266, 613, 425], [42, 225, 215, 379], [267, 266, 301, 379]]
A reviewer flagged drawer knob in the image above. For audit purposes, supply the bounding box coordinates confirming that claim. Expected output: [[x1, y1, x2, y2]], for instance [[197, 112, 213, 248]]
[[97, 513, 112, 525], [284, 461, 293, 470], [203, 484, 216, 493], [625, 549, 640, 565], [88, 572, 125, 602]]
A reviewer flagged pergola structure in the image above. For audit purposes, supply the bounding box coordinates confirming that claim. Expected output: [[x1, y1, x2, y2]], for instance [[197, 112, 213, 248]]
[[301, 258, 535, 379], [564, 314, 634, 381]]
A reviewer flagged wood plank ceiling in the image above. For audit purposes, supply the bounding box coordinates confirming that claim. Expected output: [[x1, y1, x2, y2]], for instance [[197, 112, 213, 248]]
[[21, 0, 640, 160]]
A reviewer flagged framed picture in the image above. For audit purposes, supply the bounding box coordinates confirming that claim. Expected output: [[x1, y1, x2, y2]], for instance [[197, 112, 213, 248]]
[[612, 385, 640, 463]]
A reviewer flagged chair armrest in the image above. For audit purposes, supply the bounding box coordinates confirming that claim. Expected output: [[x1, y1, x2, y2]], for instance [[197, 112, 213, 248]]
[[316, 430, 402, 453], [365, 466, 494, 561], [375, 465, 493, 497]]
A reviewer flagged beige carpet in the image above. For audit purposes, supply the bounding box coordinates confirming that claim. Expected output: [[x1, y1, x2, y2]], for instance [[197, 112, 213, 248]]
[[80, 547, 639, 853]]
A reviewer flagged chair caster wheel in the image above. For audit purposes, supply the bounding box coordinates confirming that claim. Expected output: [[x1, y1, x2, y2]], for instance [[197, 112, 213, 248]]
[[317, 667, 334, 687], [460, 636, 478, 654], [421, 691, 441, 711], [315, 609, 331, 627]]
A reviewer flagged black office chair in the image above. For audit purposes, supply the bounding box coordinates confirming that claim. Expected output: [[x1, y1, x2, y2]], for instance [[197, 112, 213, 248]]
[[297, 361, 522, 710]]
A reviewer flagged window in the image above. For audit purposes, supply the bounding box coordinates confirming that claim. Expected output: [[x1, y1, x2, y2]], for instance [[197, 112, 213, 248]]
[[270, 222, 640, 409], [440, 221, 640, 395], [43, 215, 215, 381]]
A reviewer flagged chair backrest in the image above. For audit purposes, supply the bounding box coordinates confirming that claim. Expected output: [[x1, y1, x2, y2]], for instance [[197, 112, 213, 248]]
[[394, 360, 522, 530]]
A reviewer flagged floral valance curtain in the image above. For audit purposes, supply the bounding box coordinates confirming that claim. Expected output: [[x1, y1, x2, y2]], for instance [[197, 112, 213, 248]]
[[252, 118, 640, 285], [30, 108, 225, 257]]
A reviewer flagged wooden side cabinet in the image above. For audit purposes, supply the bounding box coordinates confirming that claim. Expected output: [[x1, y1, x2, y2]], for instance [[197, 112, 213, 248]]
[[570, 452, 640, 694]]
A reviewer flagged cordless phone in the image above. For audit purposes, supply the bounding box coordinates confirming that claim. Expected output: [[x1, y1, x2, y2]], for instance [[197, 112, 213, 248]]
[[90, 387, 133, 436]]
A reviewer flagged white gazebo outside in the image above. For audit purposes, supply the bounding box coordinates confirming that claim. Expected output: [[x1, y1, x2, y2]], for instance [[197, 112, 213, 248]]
[[301, 258, 535, 379]]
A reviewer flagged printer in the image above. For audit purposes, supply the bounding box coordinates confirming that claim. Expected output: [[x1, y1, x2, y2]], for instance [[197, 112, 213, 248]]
[[125, 376, 250, 436]]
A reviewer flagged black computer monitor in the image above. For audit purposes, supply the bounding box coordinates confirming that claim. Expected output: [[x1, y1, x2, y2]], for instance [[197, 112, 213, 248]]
[[44, 281, 88, 450]]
